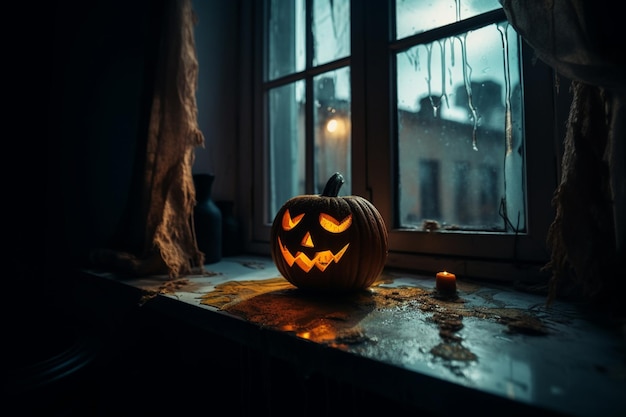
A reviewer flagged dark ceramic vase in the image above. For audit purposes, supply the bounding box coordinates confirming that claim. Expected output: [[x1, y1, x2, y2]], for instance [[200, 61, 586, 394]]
[[193, 174, 222, 264], [216, 200, 241, 257]]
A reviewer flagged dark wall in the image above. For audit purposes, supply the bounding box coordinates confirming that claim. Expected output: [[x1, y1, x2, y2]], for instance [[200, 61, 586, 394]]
[[46, 0, 164, 279], [192, 0, 241, 202], [45, 1, 242, 280]]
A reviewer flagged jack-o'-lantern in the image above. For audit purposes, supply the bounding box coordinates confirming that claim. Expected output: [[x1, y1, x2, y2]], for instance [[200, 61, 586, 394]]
[[270, 172, 388, 292]]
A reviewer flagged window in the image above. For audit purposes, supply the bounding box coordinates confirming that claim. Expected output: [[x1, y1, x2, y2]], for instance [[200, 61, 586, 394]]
[[395, 1, 524, 235], [263, 0, 351, 223], [247, 0, 559, 281]]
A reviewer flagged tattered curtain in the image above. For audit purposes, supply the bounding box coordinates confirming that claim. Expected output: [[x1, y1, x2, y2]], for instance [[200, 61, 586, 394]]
[[90, 0, 205, 277], [500, 0, 626, 308]]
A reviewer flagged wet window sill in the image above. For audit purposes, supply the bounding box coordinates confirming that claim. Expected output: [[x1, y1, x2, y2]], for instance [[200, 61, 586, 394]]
[[75, 255, 626, 417]]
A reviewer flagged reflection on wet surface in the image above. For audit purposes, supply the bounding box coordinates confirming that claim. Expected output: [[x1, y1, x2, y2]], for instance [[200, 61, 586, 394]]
[[116, 256, 625, 417], [199, 275, 549, 356]]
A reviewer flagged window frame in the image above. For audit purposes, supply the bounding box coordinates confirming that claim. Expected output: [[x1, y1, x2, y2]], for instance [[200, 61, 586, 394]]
[[242, 0, 561, 283]]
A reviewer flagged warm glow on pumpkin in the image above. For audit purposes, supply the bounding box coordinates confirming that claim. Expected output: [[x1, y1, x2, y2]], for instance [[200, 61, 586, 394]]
[[282, 209, 304, 230], [278, 209, 353, 272], [270, 172, 388, 292], [301, 231, 314, 248], [278, 236, 349, 272], [319, 213, 352, 233]]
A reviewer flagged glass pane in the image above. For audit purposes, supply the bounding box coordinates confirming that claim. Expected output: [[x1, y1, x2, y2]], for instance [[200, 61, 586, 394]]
[[313, 0, 350, 66], [267, 0, 305, 80], [268, 81, 306, 222], [313, 67, 351, 194], [396, 23, 525, 232], [396, 0, 501, 39]]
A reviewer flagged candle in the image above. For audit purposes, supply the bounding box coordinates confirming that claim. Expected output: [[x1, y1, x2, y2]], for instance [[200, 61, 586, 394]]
[[436, 271, 456, 293]]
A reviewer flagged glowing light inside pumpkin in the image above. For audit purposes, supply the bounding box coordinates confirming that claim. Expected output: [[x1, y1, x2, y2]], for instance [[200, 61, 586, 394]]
[[278, 237, 349, 272], [282, 210, 305, 230], [278, 209, 353, 272], [319, 212, 352, 233], [282, 210, 352, 234], [301, 232, 314, 248]]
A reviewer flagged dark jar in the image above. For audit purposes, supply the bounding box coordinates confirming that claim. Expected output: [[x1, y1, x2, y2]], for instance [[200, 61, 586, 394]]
[[216, 200, 241, 257], [192, 173, 222, 264]]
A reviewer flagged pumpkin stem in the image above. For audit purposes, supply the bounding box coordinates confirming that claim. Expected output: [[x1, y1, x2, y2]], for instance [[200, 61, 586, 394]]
[[321, 172, 345, 197]]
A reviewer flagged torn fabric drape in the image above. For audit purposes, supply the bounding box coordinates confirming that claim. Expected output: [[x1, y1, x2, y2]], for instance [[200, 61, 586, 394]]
[[90, 0, 205, 277], [500, 0, 625, 308]]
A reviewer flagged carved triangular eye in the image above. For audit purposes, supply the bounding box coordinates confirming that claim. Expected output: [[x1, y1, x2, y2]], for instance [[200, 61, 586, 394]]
[[282, 209, 305, 231], [319, 213, 352, 233]]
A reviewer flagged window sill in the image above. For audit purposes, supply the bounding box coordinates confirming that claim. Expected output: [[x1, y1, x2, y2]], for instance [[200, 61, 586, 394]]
[[75, 255, 626, 417]]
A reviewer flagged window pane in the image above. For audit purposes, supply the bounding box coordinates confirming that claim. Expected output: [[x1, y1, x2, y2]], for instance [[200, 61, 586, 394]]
[[396, 23, 524, 232], [268, 81, 306, 222], [267, 0, 305, 80], [314, 68, 351, 194], [396, 0, 501, 39], [313, 0, 350, 66]]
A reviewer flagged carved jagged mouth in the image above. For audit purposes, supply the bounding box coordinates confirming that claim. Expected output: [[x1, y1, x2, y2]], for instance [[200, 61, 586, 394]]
[[278, 237, 349, 272]]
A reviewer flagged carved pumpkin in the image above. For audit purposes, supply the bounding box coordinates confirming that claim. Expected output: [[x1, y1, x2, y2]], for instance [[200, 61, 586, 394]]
[[270, 172, 388, 292]]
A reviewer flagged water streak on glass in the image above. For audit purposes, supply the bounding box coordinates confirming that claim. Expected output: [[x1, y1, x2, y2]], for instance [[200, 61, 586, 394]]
[[498, 22, 513, 155], [426, 41, 451, 118], [267, 0, 305, 81], [313, 0, 350, 66], [406, 46, 420, 72], [458, 33, 479, 151], [425, 44, 436, 117]]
